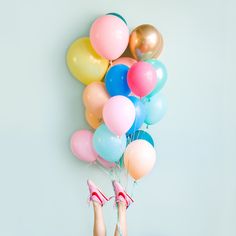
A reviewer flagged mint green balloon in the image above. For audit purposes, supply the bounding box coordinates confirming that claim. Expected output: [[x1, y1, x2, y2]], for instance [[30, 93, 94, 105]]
[[145, 59, 167, 98], [142, 93, 167, 125], [93, 124, 127, 163]]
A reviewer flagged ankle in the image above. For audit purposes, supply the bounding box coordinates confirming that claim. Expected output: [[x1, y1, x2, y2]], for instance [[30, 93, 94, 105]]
[[93, 201, 102, 208], [118, 201, 126, 210]]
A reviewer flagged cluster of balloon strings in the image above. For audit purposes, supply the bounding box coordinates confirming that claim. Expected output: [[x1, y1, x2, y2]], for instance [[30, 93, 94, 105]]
[[67, 13, 167, 235]]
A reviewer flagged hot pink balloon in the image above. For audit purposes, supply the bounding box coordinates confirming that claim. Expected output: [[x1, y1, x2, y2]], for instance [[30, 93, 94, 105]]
[[127, 62, 157, 97], [90, 15, 129, 60], [70, 130, 98, 163], [112, 57, 137, 68], [96, 156, 116, 169], [103, 95, 135, 136]]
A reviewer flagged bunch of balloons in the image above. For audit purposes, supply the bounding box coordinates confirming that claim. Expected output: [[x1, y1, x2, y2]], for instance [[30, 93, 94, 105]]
[[67, 13, 168, 181]]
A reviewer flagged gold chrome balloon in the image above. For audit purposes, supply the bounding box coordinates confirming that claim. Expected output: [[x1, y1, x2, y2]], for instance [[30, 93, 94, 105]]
[[129, 24, 163, 61], [67, 37, 109, 85]]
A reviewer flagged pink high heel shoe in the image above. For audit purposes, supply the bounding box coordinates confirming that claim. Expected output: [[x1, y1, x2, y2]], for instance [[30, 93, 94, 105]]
[[112, 180, 134, 208], [87, 180, 110, 206]]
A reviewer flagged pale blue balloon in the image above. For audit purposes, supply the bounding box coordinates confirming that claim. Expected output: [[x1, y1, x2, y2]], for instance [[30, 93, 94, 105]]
[[145, 59, 167, 98], [142, 93, 167, 125], [126, 96, 146, 135], [93, 124, 127, 163]]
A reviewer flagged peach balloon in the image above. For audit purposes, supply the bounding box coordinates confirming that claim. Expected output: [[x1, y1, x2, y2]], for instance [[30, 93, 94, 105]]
[[85, 110, 103, 129], [83, 82, 110, 119], [124, 140, 156, 180], [112, 57, 137, 68]]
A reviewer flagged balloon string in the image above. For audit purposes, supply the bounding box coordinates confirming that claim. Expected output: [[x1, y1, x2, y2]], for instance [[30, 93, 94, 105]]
[[117, 164, 122, 183], [85, 162, 95, 180], [136, 129, 141, 142], [94, 161, 114, 180], [130, 118, 137, 142], [124, 166, 129, 192], [130, 180, 137, 199]]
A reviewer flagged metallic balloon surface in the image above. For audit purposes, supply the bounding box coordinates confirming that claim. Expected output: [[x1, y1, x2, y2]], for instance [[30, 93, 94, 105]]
[[129, 24, 163, 61]]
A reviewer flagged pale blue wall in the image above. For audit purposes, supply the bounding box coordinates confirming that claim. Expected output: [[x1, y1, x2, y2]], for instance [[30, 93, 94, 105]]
[[0, 0, 235, 235]]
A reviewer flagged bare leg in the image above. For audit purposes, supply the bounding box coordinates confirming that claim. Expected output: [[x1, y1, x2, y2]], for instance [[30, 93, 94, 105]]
[[114, 202, 127, 236], [93, 201, 106, 236]]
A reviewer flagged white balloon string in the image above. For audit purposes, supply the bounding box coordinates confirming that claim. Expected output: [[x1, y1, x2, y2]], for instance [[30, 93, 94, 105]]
[[94, 161, 114, 180], [130, 180, 137, 199]]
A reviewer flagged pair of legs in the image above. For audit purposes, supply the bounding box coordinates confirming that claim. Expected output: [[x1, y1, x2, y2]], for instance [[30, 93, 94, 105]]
[[87, 180, 133, 236], [93, 201, 127, 236]]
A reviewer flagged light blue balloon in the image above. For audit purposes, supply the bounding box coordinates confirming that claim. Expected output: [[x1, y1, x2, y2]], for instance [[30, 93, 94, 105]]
[[126, 96, 146, 135], [93, 124, 127, 163], [145, 59, 167, 98], [142, 93, 167, 125]]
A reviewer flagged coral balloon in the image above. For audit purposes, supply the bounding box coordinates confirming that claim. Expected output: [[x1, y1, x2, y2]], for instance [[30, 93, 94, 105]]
[[70, 130, 98, 163], [85, 110, 102, 129], [93, 124, 127, 163], [67, 37, 109, 85], [103, 96, 135, 136], [124, 140, 156, 180], [127, 62, 157, 97], [112, 57, 137, 68], [96, 156, 116, 169], [129, 24, 163, 60], [83, 82, 110, 119], [90, 15, 129, 60]]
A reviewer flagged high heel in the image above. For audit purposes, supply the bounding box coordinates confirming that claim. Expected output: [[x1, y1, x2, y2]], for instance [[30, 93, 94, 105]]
[[87, 180, 110, 206], [112, 180, 134, 208]]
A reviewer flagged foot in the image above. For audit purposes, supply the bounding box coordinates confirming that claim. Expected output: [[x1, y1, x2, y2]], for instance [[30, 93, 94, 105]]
[[112, 180, 134, 208], [87, 180, 110, 206]]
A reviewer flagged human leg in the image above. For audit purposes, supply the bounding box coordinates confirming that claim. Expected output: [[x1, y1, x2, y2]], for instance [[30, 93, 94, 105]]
[[87, 180, 110, 236]]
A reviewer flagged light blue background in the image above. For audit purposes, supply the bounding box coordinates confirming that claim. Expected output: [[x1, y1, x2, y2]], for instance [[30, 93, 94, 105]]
[[0, 0, 235, 235]]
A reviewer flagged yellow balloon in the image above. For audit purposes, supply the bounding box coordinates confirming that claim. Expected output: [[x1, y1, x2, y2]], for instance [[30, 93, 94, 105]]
[[67, 37, 109, 85]]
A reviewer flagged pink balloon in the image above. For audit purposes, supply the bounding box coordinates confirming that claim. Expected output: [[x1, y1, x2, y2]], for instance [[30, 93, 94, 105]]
[[112, 57, 137, 68], [90, 15, 129, 60], [96, 156, 116, 169], [103, 95, 135, 136], [127, 62, 158, 97], [70, 130, 98, 163]]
